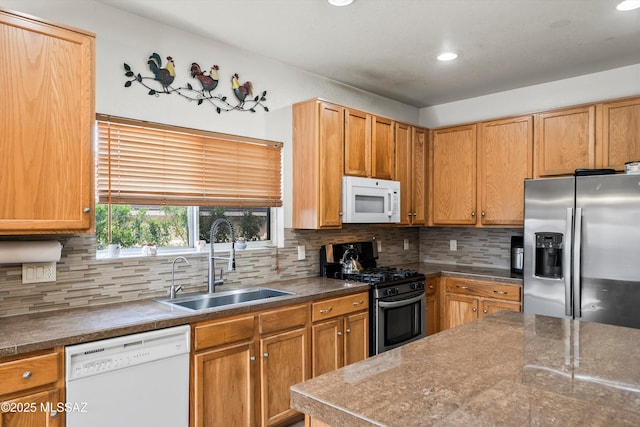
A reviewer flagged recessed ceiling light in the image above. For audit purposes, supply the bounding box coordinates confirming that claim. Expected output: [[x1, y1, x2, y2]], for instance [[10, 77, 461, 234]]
[[437, 52, 458, 61], [328, 0, 355, 6], [616, 0, 640, 11]]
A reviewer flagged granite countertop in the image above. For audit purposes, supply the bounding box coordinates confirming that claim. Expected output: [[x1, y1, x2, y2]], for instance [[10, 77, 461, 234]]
[[291, 311, 640, 426], [0, 262, 520, 358]]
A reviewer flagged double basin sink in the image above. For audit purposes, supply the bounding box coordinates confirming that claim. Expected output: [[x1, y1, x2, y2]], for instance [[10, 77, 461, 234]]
[[158, 287, 295, 311]]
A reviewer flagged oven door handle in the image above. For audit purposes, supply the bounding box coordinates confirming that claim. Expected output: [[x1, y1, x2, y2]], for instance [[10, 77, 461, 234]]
[[377, 292, 424, 309]]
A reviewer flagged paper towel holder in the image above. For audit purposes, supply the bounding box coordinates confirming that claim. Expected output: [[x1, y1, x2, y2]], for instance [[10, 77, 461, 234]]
[[0, 240, 63, 265]]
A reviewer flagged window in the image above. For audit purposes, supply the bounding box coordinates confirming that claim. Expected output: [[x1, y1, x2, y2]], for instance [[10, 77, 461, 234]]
[[95, 116, 282, 257]]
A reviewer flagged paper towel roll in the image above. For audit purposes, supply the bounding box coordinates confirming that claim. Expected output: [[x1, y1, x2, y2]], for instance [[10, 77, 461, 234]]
[[0, 241, 63, 264]]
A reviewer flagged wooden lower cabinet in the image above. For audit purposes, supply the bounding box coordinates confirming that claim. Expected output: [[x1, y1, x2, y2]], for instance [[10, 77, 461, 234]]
[[443, 277, 522, 330], [425, 278, 440, 336], [311, 292, 368, 378], [0, 348, 64, 427], [192, 305, 310, 427]]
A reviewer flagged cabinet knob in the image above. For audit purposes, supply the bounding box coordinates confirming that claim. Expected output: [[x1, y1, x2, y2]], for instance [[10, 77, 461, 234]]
[[250, 356, 256, 361], [83, 207, 91, 213], [339, 212, 343, 216], [481, 211, 486, 217], [346, 328, 351, 333], [483, 309, 488, 314], [472, 307, 477, 312], [428, 285, 434, 289], [337, 331, 343, 336], [22, 370, 32, 379], [263, 352, 269, 358], [50, 410, 58, 418], [471, 211, 476, 217]]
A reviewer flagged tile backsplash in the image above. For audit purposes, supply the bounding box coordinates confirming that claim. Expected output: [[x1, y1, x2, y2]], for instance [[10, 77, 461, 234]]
[[0, 225, 419, 317], [420, 227, 523, 268]]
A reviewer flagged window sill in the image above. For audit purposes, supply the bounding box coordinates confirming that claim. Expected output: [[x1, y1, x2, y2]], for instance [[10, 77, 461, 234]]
[[96, 243, 276, 261]]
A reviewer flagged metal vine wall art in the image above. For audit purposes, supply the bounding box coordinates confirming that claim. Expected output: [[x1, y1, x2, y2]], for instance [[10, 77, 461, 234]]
[[123, 53, 269, 113]]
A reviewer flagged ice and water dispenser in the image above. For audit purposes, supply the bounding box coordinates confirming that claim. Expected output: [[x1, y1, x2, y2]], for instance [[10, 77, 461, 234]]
[[535, 232, 563, 278]]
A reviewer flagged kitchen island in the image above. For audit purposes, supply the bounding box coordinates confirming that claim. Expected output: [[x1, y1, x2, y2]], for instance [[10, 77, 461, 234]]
[[291, 311, 640, 426]]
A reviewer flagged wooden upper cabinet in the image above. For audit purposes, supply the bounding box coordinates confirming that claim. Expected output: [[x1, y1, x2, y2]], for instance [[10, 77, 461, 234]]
[[395, 123, 426, 226], [0, 9, 95, 234], [599, 97, 640, 171], [292, 100, 344, 229], [430, 124, 477, 225], [344, 111, 394, 180], [534, 105, 595, 177], [478, 115, 533, 226], [344, 108, 371, 177], [371, 116, 395, 180]]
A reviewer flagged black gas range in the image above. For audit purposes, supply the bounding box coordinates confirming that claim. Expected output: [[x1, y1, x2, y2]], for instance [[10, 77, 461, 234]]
[[320, 241, 427, 355]]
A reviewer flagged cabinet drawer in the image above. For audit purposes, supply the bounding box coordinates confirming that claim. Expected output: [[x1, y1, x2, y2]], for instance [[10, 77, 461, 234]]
[[0, 351, 60, 396], [194, 315, 255, 351], [259, 304, 309, 335], [312, 292, 368, 322], [445, 278, 521, 302]]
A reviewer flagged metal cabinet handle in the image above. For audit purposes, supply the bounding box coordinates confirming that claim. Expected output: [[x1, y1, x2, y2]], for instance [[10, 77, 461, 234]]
[[352, 300, 364, 306], [346, 328, 351, 333], [428, 285, 434, 289], [263, 352, 269, 358], [320, 307, 333, 314], [337, 331, 343, 336], [472, 307, 477, 312], [50, 411, 58, 418], [22, 371, 32, 379], [83, 207, 91, 213], [456, 285, 469, 289], [493, 290, 508, 295], [250, 356, 256, 361]]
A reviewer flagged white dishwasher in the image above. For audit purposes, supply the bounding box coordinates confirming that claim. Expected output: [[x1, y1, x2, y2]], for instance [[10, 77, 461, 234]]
[[65, 325, 190, 427]]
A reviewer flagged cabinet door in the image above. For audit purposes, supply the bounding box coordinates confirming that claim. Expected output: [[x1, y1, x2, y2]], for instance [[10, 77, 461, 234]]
[[192, 342, 257, 427], [318, 102, 345, 228], [371, 116, 395, 180], [481, 299, 521, 318], [344, 311, 368, 367], [0, 388, 62, 427], [260, 328, 308, 427], [600, 97, 640, 171], [311, 319, 342, 377], [344, 109, 371, 177], [0, 11, 94, 233], [412, 127, 428, 225], [394, 123, 413, 225], [534, 106, 595, 177], [444, 293, 478, 330], [478, 116, 533, 226], [431, 125, 477, 225]]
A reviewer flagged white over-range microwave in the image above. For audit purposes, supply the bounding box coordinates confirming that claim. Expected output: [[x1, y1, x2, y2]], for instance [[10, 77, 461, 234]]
[[342, 176, 401, 223]]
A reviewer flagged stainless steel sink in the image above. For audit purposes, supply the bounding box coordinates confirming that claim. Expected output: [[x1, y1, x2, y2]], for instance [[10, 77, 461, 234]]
[[157, 287, 295, 311]]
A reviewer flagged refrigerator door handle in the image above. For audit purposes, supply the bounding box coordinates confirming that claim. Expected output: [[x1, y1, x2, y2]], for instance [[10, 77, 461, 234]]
[[573, 208, 583, 319], [564, 208, 573, 316]]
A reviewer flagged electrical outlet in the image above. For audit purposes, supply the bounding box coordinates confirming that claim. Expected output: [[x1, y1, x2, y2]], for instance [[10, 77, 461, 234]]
[[404, 239, 409, 250], [377, 240, 382, 253], [449, 240, 457, 251], [22, 262, 56, 284], [297, 245, 306, 261]]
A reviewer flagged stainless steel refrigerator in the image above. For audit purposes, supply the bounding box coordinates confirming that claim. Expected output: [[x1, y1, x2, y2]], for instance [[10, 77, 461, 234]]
[[523, 173, 640, 329]]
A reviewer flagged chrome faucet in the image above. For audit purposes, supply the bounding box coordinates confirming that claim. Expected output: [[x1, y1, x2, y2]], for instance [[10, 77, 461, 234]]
[[208, 218, 236, 293], [169, 256, 190, 299]]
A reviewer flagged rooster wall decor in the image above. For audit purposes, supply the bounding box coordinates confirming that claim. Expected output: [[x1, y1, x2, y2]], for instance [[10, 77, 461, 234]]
[[123, 52, 269, 113]]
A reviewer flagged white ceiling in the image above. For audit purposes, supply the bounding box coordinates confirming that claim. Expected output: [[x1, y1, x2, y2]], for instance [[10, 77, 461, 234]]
[[94, 0, 640, 108]]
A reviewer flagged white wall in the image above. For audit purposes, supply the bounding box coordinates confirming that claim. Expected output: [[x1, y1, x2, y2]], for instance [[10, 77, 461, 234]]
[[1, 0, 419, 230], [420, 63, 640, 128]]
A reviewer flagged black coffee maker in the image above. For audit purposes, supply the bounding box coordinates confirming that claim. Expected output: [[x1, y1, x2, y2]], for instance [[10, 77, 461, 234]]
[[534, 232, 563, 278]]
